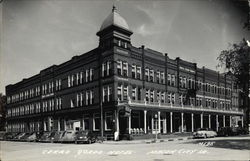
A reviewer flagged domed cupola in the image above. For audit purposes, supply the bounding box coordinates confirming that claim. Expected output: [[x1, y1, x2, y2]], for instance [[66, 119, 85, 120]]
[[97, 6, 133, 50], [99, 6, 130, 31]]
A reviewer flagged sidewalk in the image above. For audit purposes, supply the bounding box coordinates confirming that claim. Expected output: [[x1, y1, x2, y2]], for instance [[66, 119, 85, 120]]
[[102, 134, 193, 145]]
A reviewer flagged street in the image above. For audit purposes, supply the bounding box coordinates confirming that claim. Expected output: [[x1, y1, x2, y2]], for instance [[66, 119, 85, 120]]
[[1, 136, 249, 161]]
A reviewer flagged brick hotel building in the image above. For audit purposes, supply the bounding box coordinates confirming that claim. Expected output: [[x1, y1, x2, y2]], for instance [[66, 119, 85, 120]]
[[5, 7, 244, 138]]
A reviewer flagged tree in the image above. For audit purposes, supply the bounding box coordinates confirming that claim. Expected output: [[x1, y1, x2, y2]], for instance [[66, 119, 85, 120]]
[[217, 38, 250, 129]]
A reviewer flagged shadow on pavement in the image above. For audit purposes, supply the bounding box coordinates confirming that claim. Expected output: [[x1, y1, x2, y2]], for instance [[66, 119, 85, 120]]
[[186, 138, 250, 150]]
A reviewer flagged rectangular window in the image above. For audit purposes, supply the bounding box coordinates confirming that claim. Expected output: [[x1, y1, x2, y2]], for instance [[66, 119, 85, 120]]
[[90, 68, 94, 81], [168, 93, 171, 104], [70, 99, 75, 108], [71, 75, 74, 86], [117, 60, 122, 76], [93, 113, 100, 131], [183, 77, 187, 88], [57, 80, 61, 90], [179, 76, 183, 88], [76, 73, 79, 85], [150, 69, 154, 82], [80, 72, 83, 84], [102, 63, 106, 77], [56, 80, 59, 91], [117, 85, 122, 101], [103, 87, 108, 102], [156, 71, 160, 83], [150, 90, 154, 102], [107, 61, 111, 76], [123, 62, 128, 77], [137, 66, 141, 79], [108, 86, 112, 101], [132, 87, 136, 100], [146, 89, 150, 102], [132, 65, 136, 79], [167, 74, 171, 86], [90, 90, 94, 104], [105, 112, 113, 131], [123, 85, 128, 100], [86, 69, 89, 82], [171, 75, 175, 86], [137, 87, 141, 100], [160, 72, 165, 84], [68, 76, 71, 87], [171, 93, 175, 104], [157, 91, 161, 102], [59, 98, 62, 109], [161, 92, 165, 103], [145, 68, 149, 81]]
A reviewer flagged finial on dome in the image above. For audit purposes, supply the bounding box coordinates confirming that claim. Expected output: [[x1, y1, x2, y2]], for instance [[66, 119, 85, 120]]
[[112, 5, 117, 12]]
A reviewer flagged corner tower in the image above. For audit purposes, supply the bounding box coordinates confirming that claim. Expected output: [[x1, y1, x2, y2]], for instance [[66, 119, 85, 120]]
[[96, 6, 133, 50]]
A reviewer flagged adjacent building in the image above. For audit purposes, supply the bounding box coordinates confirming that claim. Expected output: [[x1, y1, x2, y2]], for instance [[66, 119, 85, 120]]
[[5, 6, 244, 138]]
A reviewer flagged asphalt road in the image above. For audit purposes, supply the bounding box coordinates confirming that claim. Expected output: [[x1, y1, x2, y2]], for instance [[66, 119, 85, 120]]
[[1, 136, 249, 161]]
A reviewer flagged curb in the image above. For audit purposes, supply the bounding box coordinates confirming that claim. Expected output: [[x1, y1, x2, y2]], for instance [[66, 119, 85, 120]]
[[102, 136, 193, 145]]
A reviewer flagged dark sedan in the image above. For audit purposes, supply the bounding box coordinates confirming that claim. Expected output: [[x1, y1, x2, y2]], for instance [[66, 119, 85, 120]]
[[75, 130, 96, 144]]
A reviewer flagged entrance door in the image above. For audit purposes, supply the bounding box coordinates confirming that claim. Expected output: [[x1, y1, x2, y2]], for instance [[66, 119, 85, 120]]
[[119, 116, 128, 134]]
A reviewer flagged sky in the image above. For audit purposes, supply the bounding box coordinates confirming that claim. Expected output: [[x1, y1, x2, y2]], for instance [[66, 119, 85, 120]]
[[0, 0, 250, 94]]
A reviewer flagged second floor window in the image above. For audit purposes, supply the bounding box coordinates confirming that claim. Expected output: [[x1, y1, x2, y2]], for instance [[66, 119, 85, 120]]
[[116, 60, 128, 77], [171, 75, 175, 86], [167, 74, 171, 86], [117, 84, 128, 101], [145, 68, 149, 81], [150, 69, 154, 82]]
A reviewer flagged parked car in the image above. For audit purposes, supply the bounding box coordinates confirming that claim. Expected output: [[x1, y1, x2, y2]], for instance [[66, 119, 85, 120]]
[[26, 132, 38, 142], [36, 131, 44, 141], [59, 130, 78, 143], [19, 133, 32, 141], [38, 131, 52, 142], [0, 131, 6, 140], [75, 130, 96, 144], [232, 126, 248, 135], [193, 128, 217, 138], [50, 131, 65, 143], [217, 127, 233, 136], [13, 132, 26, 141], [4, 132, 18, 140]]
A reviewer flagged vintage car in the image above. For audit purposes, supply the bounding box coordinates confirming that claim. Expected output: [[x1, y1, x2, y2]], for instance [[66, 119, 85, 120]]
[[4, 132, 18, 141], [50, 131, 65, 143], [193, 128, 217, 138], [217, 127, 233, 136], [26, 132, 38, 142], [13, 132, 26, 141], [75, 130, 96, 144], [19, 133, 33, 141], [59, 130, 78, 143], [38, 131, 52, 142]]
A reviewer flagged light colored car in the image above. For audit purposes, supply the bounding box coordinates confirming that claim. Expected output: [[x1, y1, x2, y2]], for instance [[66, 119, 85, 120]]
[[26, 132, 37, 142], [59, 130, 78, 143], [193, 128, 217, 138]]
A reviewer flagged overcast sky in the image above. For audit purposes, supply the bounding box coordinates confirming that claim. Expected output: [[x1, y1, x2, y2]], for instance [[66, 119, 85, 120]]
[[1, 0, 249, 94]]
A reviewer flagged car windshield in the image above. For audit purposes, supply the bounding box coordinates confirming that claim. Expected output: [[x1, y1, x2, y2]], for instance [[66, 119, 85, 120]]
[[79, 131, 88, 135]]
